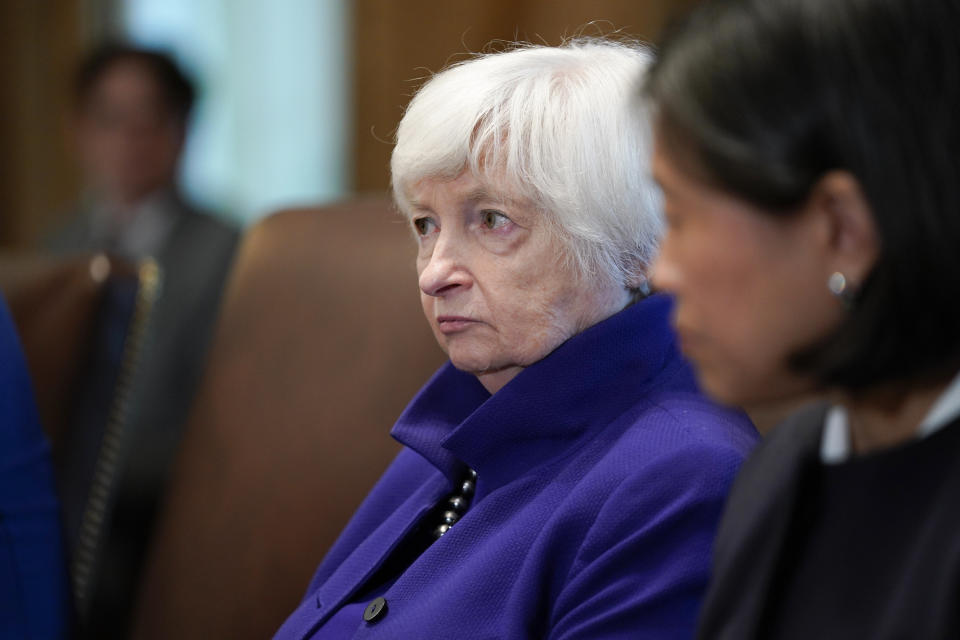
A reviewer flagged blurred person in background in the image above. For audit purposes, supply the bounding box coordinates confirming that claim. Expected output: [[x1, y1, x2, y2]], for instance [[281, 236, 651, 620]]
[[647, 0, 960, 637], [47, 44, 238, 637], [274, 39, 757, 639]]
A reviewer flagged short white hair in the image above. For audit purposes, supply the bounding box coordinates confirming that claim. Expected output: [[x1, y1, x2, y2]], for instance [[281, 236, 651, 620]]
[[391, 38, 662, 289]]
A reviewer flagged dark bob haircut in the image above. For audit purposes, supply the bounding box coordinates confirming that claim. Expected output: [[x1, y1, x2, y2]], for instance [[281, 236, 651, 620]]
[[646, 0, 960, 392], [76, 43, 196, 122]]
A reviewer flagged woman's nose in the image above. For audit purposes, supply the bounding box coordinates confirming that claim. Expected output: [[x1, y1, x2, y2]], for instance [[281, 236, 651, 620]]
[[418, 235, 470, 297]]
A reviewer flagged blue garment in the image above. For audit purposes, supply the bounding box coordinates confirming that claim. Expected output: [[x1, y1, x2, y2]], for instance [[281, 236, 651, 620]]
[[0, 295, 69, 639], [275, 295, 758, 639]]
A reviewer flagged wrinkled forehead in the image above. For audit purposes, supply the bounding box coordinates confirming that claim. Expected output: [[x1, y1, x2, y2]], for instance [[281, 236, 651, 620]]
[[392, 106, 542, 215], [396, 165, 535, 219]]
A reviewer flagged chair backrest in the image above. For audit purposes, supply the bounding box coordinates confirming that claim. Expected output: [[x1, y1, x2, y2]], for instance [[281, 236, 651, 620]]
[[0, 252, 157, 631], [131, 197, 446, 639], [0, 253, 117, 447]]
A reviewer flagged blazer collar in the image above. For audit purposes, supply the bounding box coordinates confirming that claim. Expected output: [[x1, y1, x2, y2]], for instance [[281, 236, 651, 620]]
[[391, 294, 681, 496]]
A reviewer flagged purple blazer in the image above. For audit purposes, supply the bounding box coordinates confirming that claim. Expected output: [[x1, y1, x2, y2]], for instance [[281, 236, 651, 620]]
[[275, 295, 757, 639], [0, 295, 69, 638]]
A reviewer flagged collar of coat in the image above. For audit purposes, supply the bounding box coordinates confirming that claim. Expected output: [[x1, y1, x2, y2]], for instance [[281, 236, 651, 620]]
[[390, 293, 681, 497]]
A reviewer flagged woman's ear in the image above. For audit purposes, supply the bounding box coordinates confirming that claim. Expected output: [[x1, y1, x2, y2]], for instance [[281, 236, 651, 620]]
[[625, 265, 652, 298], [806, 170, 881, 285]]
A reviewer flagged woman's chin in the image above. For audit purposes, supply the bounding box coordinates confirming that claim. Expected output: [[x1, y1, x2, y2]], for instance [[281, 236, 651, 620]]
[[449, 354, 501, 377], [694, 364, 814, 411], [692, 374, 741, 407]]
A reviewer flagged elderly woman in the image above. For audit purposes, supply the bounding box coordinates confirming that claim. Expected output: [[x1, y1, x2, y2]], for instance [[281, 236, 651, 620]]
[[647, 0, 960, 638], [274, 39, 756, 639]]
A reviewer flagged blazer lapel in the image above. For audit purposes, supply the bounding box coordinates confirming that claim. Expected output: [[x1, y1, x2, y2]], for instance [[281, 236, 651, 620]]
[[278, 478, 447, 639], [698, 403, 827, 640]]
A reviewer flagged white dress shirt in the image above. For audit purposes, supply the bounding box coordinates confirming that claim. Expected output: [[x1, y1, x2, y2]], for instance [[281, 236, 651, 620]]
[[87, 190, 180, 258], [821, 369, 960, 464]]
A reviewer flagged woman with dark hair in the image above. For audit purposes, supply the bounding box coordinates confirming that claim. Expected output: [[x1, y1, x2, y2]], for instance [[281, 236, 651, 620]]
[[646, 0, 960, 637]]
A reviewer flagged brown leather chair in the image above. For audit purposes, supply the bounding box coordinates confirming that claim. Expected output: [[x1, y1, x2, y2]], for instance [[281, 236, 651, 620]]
[[131, 197, 446, 640], [0, 253, 126, 448], [0, 252, 159, 632]]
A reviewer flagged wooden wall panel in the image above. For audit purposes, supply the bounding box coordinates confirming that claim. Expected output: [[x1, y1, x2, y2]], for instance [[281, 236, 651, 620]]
[[0, 0, 117, 249], [0, 1, 81, 248], [351, 0, 697, 193]]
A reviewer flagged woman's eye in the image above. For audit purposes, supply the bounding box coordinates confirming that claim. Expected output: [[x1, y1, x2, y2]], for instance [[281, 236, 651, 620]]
[[413, 217, 436, 236], [480, 210, 510, 230]]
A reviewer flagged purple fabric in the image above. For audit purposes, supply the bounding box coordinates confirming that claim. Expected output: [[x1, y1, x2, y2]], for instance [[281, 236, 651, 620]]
[[0, 295, 70, 638], [275, 295, 757, 639]]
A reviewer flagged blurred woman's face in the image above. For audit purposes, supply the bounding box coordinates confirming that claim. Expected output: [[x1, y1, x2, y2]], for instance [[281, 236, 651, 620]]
[[650, 139, 844, 408], [409, 171, 631, 393]]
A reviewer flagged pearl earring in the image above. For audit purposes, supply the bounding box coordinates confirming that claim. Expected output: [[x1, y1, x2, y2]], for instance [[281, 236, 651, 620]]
[[827, 272, 847, 296], [828, 272, 856, 308]]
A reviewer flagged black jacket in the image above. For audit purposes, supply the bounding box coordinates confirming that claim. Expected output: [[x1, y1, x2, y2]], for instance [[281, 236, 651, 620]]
[[698, 402, 960, 639]]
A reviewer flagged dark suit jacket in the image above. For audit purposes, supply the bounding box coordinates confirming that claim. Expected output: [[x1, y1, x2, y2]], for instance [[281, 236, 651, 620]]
[[697, 402, 960, 639], [48, 196, 238, 637], [696, 403, 827, 639], [48, 198, 238, 484]]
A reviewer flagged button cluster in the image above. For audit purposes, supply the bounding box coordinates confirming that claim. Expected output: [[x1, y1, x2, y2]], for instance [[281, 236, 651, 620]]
[[433, 468, 476, 538]]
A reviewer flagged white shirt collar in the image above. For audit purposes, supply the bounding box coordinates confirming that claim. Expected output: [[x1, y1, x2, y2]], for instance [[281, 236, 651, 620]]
[[88, 190, 180, 257], [820, 369, 960, 464]]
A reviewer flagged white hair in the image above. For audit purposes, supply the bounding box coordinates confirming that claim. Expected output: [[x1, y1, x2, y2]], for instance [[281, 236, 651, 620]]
[[391, 38, 663, 290]]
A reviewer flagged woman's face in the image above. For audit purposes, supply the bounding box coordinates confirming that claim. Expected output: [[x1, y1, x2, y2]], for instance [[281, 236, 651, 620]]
[[650, 140, 845, 408], [408, 171, 630, 393]]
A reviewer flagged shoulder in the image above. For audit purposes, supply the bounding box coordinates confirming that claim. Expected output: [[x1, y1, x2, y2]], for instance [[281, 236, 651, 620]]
[[695, 403, 827, 637], [551, 392, 759, 571], [158, 208, 239, 292], [727, 401, 826, 497], [709, 401, 826, 546], [544, 393, 756, 638], [591, 388, 759, 487], [591, 338, 760, 471], [172, 207, 240, 253], [708, 402, 825, 578], [556, 390, 759, 559]]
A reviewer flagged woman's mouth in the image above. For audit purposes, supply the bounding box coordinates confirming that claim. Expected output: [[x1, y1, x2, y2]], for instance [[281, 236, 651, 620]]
[[436, 315, 480, 334]]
